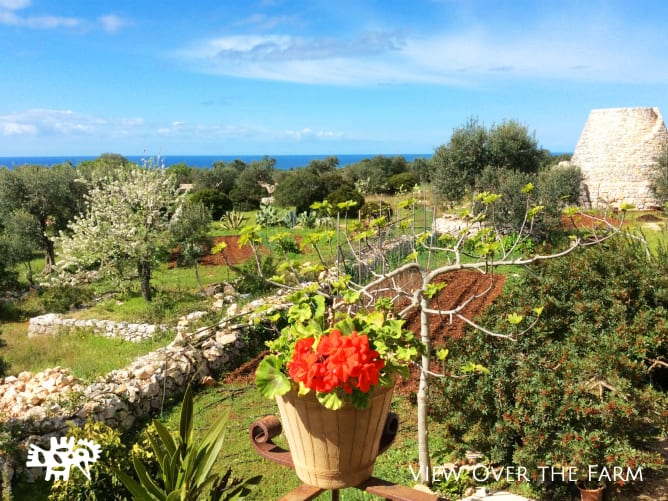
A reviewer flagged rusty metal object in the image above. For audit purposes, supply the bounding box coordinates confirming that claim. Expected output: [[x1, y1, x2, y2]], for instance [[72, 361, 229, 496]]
[[249, 414, 293, 467]]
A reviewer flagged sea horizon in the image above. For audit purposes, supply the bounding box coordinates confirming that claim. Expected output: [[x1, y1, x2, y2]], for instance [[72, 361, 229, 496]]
[[0, 153, 432, 170]]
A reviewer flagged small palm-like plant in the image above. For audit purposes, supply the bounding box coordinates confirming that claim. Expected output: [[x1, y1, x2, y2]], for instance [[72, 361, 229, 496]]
[[113, 385, 260, 500], [220, 210, 247, 231]]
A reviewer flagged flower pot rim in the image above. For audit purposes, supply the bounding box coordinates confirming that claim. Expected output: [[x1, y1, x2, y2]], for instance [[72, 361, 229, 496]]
[[577, 483, 605, 492], [278, 379, 396, 409]]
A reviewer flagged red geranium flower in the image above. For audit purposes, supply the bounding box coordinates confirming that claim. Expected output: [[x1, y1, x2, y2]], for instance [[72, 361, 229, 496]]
[[287, 330, 385, 395]]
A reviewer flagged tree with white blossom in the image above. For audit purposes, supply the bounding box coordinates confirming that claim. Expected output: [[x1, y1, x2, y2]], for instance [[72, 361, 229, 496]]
[[58, 162, 182, 301]]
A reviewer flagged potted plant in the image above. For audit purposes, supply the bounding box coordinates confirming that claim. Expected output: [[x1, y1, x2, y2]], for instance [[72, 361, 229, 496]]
[[576, 479, 605, 501], [255, 289, 421, 489]]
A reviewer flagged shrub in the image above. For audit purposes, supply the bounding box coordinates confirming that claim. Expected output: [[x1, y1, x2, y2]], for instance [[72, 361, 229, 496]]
[[650, 146, 668, 206], [270, 232, 301, 255], [434, 236, 668, 497], [39, 285, 93, 313], [359, 201, 393, 220], [325, 186, 365, 216], [474, 166, 534, 235], [273, 170, 327, 214], [48, 419, 133, 501], [387, 172, 419, 194], [474, 163, 582, 239], [233, 256, 277, 295], [190, 189, 232, 220]]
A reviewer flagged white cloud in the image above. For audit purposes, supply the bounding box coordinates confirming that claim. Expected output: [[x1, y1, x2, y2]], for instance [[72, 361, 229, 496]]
[[0, 4, 129, 31], [0, 8, 80, 29], [1, 122, 37, 135], [180, 32, 402, 62], [99, 14, 130, 33], [236, 13, 297, 30], [283, 127, 343, 140], [0, 108, 351, 155], [0, 109, 138, 137], [0, 0, 29, 10], [174, 20, 668, 87]]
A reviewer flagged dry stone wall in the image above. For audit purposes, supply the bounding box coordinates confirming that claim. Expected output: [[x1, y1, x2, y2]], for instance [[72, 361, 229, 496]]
[[571, 107, 668, 209], [0, 291, 291, 466], [28, 313, 168, 342]]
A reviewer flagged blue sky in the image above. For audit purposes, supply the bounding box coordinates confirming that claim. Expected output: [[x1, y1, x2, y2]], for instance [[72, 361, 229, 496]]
[[1, 0, 667, 157]]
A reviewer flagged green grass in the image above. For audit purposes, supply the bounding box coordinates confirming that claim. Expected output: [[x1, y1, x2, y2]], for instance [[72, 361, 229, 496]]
[[149, 383, 462, 500], [1, 323, 174, 379]]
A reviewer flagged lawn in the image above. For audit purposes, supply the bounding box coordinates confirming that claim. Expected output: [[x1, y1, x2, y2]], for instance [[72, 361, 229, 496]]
[[150, 382, 469, 500], [1, 322, 174, 379]]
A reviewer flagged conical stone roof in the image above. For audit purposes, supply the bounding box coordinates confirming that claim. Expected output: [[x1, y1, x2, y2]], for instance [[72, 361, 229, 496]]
[[571, 107, 668, 209]]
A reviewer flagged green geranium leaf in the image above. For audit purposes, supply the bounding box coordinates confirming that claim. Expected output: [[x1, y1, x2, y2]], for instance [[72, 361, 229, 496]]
[[374, 340, 389, 356], [349, 390, 371, 409], [365, 310, 386, 328], [255, 356, 291, 399], [396, 346, 418, 361], [317, 391, 345, 410]]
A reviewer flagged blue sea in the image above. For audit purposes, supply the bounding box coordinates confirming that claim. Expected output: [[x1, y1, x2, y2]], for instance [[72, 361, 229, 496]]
[[0, 153, 430, 170]]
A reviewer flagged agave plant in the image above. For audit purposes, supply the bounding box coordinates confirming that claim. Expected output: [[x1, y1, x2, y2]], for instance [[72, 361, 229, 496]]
[[219, 210, 248, 231], [113, 385, 260, 500]]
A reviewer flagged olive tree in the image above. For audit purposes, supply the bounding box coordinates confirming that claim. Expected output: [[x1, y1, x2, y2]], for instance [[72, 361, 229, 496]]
[[229, 157, 276, 210], [432, 117, 550, 204], [0, 163, 86, 274], [58, 163, 183, 301], [486, 119, 548, 173], [0, 208, 42, 285], [432, 117, 488, 202], [170, 200, 212, 294]]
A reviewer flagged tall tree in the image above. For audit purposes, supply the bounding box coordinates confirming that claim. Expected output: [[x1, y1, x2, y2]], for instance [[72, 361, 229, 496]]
[[432, 117, 549, 204], [58, 163, 181, 301], [170, 199, 212, 294], [273, 170, 328, 213], [76, 153, 133, 185], [487, 119, 547, 174], [229, 157, 276, 210], [432, 117, 489, 203], [0, 163, 85, 274], [0, 208, 42, 285]]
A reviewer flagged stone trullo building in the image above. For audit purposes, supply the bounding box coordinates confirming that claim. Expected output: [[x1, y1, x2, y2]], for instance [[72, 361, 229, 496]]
[[571, 107, 668, 209]]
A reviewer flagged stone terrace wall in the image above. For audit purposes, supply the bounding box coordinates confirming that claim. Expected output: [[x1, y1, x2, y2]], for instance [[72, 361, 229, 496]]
[[571, 107, 668, 209], [27, 313, 168, 343], [0, 293, 290, 448]]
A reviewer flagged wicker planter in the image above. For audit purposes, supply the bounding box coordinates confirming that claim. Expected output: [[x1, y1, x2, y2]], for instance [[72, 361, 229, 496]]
[[577, 484, 604, 501], [275, 382, 395, 489]]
